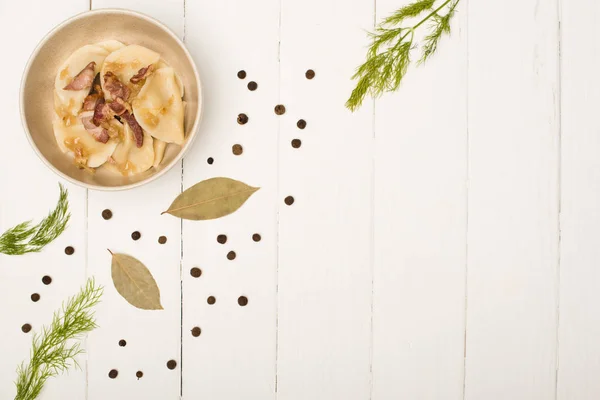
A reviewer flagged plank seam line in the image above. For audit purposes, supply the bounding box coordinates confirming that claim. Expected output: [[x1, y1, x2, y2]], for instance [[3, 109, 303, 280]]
[[275, 0, 283, 394], [368, 0, 377, 398], [85, 187, 89, 400], [180, 3, 186, 398], [85, 3, 92, 398], [554, 2, 562, 398], [180, 3, 186, 397], [462, 0, 470, 398]]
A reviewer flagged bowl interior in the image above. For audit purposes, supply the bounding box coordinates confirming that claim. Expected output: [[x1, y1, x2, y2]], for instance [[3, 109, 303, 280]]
[[21, 10, 200, 189]]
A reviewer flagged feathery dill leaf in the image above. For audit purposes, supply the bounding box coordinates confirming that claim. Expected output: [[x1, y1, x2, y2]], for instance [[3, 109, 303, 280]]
[[0, 184, 70, 255], [382, 0, 435, 25], [14, 279, 103, 400], [419, 0, 459, 64], [346, 0, 460, 111]]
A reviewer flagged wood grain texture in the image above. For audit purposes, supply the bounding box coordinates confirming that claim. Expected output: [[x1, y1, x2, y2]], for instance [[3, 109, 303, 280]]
[[558, 1, 600, 398], [464, 0, 560, 398], [0, 1, 88, 399], [182, 0, 279, 398], [86, 1, 184, 399], [371, 1, 468, 399], [276, 0, 374, 399]]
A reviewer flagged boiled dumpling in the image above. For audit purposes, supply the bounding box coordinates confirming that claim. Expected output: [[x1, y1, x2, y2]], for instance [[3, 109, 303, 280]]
[[132, 67, 184, 144], [54, 43, 113, 119], [155, 59, 184, 97], [153, 140, 167, 168], [101, 44, 160, 100], [53, 118, 120, 168], [103, 121, 154, 176], [96, 39, 126, 53]]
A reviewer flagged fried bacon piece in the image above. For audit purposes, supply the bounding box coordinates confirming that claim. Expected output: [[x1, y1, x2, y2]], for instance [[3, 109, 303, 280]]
[[82, 75, 103, 111], [63, 62, 96, 91], [121, 111, 144, 148], [108, 97, 131, 116], [80, 111, 109, 143], [103, 71, 130, 100], [92, 98, 110, 126], [130, 64, 154, 84]]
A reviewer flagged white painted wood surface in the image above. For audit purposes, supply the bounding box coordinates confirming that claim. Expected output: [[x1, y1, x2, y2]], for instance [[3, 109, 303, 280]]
[[372, 0, 468, 397], [464, 1, 560, 399], [1, 0, 599, 399], [558, 1, 600, 399]]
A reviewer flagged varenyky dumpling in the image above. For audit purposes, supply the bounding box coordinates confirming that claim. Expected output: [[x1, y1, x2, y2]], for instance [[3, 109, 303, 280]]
[[153, 140, 167, 168], [103, 121, 154, 176], [100, 44, 160, 101], [53, 117, 121, 168], [155, 59, 184, 97], [132, 67, 184, 144], [54, 41, 125, 121], [96, 40, 126, 53]]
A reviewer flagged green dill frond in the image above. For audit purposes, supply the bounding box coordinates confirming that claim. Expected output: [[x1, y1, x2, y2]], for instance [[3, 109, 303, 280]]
[[14, 279, 103, 400], [419, 0, 459, 64], [382, 0, 435, 26], [0, 184, 70, 255], [347, 0, 460, 111], [346, 29, 414, 111]]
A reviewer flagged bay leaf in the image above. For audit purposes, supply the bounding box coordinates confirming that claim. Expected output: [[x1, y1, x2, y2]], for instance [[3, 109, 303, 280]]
[[109, 250, 163, 310], [162, 177, 260, 220]]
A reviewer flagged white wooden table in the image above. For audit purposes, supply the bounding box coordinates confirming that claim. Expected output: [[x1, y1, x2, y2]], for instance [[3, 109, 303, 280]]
[[0, 0, 596, 399]]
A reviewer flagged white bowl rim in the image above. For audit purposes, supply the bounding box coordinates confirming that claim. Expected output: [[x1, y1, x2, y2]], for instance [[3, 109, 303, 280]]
[[20, 8, 203, 191]]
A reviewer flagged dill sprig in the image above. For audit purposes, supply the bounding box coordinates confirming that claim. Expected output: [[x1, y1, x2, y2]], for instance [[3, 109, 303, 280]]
[[0, 184, 70, 255], [346, 0, 460, 111], [14, 279, 103, 400]]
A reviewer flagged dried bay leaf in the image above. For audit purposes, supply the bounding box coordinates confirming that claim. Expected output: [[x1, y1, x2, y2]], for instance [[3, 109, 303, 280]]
[[109, 250, 163, 310], [162, 177, 259, 220]]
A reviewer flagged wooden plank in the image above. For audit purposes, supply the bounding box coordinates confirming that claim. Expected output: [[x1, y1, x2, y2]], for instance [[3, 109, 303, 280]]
[[276, 0, 374, 399], [86, 1, 184, 399], [464, 0, 560, 398], [558, 1, 600, 398], [0, 1, 89, 399], [371, 0, 468, 399], [181, 0, 280, 398]]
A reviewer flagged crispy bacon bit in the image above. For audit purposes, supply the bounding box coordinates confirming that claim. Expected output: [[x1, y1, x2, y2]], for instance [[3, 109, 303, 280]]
[[130, 64, 154, 84], [82, 74, 105, 112], [108, 97, 131, 116], [93, 98, 110, 126], [122, 111, 144, 148], [63, 62, 96, 91], [80, 111, 109, 143], [104, 71, 130, 100], [108, 100, 126, 115]]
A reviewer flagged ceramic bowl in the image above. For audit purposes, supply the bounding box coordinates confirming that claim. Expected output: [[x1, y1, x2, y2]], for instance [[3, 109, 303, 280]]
[[20, 9, 202, 190]]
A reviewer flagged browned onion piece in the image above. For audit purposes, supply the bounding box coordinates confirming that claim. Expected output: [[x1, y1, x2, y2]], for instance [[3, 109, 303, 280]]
[[83, 93, 101, 111]]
